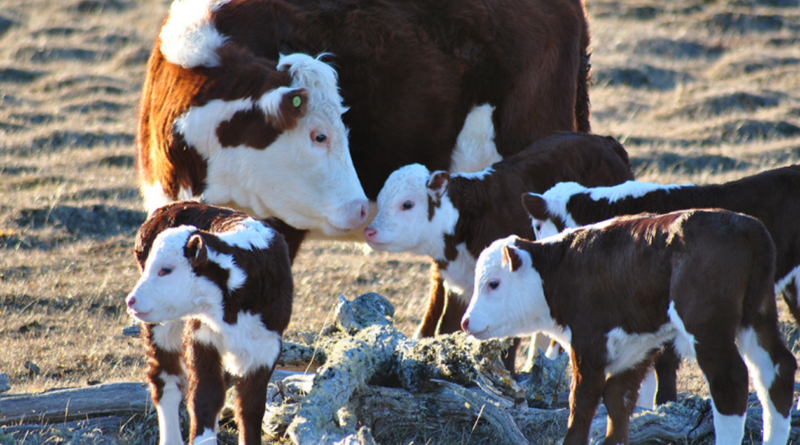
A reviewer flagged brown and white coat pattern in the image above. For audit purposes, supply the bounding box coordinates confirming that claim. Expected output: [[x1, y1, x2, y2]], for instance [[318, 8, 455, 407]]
[[462, 210, 797, 445], [365, 133, 634, 367], [139, 0, 368, 237], [127, 202, 293, 445], [139, 0, 592, 247], [524, 165, 800, 327]]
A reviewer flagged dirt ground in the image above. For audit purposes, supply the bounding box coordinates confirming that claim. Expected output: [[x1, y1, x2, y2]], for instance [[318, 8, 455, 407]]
[[1, 0, 799, 443]]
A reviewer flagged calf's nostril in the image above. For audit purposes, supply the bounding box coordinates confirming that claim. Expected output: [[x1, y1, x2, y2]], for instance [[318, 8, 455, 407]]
[[364, 227, 377, 239], [461, 318, 469, 332], [127, 296, 136, 308]]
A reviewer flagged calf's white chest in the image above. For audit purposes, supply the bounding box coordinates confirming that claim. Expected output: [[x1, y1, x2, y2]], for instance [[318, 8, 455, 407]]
[[438, 243, 477, 304], [194, 311, 282, 376]]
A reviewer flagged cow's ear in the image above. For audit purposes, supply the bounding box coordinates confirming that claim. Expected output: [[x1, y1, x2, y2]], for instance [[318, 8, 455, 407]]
[[522, 193, 549, 220], [427, 171, 450, 198], [274, 88, 308, 130], [502, 245, 524, 272], [186, 234, 208, 268]]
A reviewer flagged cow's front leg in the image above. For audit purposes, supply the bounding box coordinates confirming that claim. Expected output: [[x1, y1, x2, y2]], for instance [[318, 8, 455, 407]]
[[185, 323, 226, 444], [564, 353, 605, 445], [233, 366, 274, 445], [143, 321, 186, 445]]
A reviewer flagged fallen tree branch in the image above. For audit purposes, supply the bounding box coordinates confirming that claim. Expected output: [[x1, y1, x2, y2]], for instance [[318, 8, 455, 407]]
[[0, 382, 151, 425]]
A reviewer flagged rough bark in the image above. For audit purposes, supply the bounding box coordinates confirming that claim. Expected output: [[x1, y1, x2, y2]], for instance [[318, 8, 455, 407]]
[[0, 382, 151, 425]]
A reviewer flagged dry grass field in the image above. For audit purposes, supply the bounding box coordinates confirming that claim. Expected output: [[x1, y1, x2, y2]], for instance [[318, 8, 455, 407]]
[[1, 0, 799, 443]]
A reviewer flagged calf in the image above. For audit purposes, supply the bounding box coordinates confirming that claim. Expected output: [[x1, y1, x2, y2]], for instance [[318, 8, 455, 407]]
[[126, 202, 292, 445], [364, 132, 634, 364], [523, 165, 800, 403], [462, 210, 797, 445]]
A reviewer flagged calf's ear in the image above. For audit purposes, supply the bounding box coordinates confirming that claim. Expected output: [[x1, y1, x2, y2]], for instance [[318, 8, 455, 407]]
[[521, 193, 548, 220], [427, 171, 450, 198], [186, 234, 208, 268], [502, 245, 524, 272]]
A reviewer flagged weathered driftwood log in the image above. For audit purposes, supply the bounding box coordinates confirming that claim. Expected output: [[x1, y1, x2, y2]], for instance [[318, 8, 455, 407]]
[[264, 293, 521, 445], [0, 382, 150, 425], [264, 293, 800, 445], [0, 370, 300, 427]]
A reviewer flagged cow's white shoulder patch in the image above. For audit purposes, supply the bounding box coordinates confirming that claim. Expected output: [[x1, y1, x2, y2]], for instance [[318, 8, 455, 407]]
[[587, 181, 689, 203], [160, 0, 231, 68], [450, 104, 500, 174]]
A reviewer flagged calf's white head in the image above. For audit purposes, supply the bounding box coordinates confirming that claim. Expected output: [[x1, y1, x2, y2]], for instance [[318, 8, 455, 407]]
[[126, 226, 238, 323], [461, 236, 549, 340], [521, 182, 586, 240], [364, 164, 458, 258]]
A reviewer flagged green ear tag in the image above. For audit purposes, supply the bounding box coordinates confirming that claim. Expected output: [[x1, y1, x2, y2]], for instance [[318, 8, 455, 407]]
[[292, 96, 302, 108]]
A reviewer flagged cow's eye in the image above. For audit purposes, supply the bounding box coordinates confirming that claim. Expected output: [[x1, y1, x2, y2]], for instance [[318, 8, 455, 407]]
[[315, 133, 327, 143], [488, 280, 499, 290], [402, 201, 414, 210], [158, 267, 173, 277]]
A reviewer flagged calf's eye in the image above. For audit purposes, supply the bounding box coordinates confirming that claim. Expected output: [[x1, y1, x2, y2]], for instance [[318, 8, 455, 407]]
[[488, 280, 499, 290], [315, 133, 327, 143], [158, 267, 173, 277], [402, 201, 414, 210]]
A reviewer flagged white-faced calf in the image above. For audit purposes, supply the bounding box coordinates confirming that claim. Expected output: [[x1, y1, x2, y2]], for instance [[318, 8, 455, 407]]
[[127, 202, 292, 445], [523, 165, 800, 404], [365, 132, 634, 344], [462, 210, 797, 445]]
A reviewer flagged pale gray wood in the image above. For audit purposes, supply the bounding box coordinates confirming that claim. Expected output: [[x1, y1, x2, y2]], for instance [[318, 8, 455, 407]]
[[0, 382, 151, 425]]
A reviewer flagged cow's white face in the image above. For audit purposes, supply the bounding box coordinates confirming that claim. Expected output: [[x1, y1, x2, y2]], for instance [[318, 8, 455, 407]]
[[154, 3, 368, 234], [195, 55, 368, 235], [462, 236, 549, 340], [155, 13, 370, 234], [126, 226, 223, 324], [365, 164, 458, 258]]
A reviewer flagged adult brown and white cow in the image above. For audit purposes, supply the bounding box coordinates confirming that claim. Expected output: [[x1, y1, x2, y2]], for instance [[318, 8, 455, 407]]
[[137, 0, 592, 252], [364, 132, 634, 369], [127, 202, 293, 445], [522, 165, 800, 404], [462, 211, 797, 445]]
